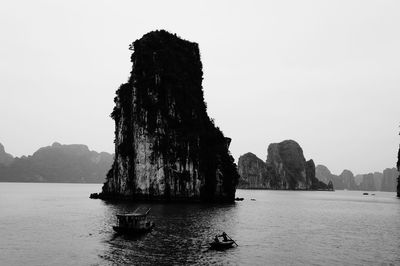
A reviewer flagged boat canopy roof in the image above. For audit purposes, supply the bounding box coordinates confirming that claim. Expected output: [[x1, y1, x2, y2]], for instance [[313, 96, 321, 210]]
[[116, 207, 151, 218], [116, 213, 147, 217]]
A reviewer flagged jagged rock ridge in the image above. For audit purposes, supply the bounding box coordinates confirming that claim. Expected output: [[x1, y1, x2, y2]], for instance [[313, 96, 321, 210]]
[[0, 143, 14, 166], [316, 165, 399, 192], [0, 142, 112, 183], [100, 30, 239, 202]]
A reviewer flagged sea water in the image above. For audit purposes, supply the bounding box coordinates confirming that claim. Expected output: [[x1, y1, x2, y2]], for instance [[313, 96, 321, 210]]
[[0, 183, 399, 265]]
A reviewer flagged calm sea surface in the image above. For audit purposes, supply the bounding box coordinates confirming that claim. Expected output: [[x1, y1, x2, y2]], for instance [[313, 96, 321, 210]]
[[1, 183, 400, 265]]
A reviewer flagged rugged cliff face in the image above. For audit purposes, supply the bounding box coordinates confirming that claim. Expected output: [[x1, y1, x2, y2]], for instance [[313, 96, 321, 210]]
[[372, 172, 383, 191], [100, 30, 239, 202], [306, 159, 329, 190], [359, 173, 376, 191], [0, 143, 14, 166], [266, 140, 313, 189], [354, 174, 363, 186], [237, 140, 328, 190], [237, 153, 268, 188], [315, 164, 334, 184], [318, 168, 357, 190], [340, 170, 358, 190], [381, 168, 398, 192]]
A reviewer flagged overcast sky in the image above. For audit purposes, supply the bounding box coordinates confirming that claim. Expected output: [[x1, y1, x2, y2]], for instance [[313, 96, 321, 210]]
[[1, 0, 399, 175]]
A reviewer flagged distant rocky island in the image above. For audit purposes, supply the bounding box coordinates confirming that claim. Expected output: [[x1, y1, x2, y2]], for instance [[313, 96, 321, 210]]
[[0, 143, 14, 166], [95, 30, 239, 202], [238, 140, 332, 190], [316, 165, 398, 192], [0, 142, 112, 183]]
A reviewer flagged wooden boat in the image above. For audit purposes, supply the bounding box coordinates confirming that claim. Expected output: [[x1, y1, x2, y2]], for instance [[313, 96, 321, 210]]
[[209, 239, 235, 250], [209, 232, 237, 250], [113, 208, 154, 235]]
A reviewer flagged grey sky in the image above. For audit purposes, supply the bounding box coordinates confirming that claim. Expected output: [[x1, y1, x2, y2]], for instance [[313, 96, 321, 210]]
[[1, 0, 399, 175]]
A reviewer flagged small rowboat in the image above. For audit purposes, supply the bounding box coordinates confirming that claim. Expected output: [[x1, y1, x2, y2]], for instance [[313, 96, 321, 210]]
[[209, 232, 237, 250], [209, 239, 235, 250]]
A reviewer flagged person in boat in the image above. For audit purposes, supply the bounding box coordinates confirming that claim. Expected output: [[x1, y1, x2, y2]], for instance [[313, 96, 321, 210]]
[[219, 232, 228, 242], [214, 235, 220, 243]]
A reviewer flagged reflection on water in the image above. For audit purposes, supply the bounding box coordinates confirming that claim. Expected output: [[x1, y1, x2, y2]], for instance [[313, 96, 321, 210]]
[[1, 183, 400, 265], [101, 202, 239, 265]]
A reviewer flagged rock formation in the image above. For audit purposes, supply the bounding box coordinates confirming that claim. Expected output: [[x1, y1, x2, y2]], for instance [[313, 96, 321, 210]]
[[238, 140, 328, 190], [381, 168, 398, 192], [397, 146, 400, 197], [354, 174, 363, 186], [306, 159, 330, 190], [372, 172, 383, 191], [266, 140, 311, 189], [314, 164, 400, 192], [0, 143, 14, 166], [237, 153, 268, 188], [359, 173, 376, 191], [316, 166, 345, 190], [0, 142, 112, 183], [99, 30, 239, 202], [340, 170, 358, 190], [315, 164, 335, 185]]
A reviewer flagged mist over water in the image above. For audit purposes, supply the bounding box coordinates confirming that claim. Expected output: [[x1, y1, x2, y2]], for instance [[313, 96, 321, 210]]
[[1, 183, 399, 265]]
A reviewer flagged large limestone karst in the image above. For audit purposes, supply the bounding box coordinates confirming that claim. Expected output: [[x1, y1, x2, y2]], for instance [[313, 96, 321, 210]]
[[238, 140, 328, 190], [372, 172, 383, 191], [354, 174, 363, 186], [381, 168, 398, 192], [315, 167, 357, 190], [237, 152, 268, 188], [266, 140, 319, 189], [340, 170, 358, 190], [315, 164, 336, 185], [359, 173, 376, 191], [99, 30, 239, 202]]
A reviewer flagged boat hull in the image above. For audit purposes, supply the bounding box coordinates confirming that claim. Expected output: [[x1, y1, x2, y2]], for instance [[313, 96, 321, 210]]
[[209, 240, 235, 250], [113, 222, 154, 235]]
